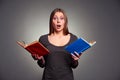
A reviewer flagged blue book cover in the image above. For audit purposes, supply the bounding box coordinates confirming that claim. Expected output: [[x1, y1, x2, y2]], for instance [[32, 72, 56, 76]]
[[65, 37, 96, 54]]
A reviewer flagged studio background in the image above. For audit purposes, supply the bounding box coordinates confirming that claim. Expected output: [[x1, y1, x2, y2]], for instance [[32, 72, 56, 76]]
[[0, 0, 120, 80]]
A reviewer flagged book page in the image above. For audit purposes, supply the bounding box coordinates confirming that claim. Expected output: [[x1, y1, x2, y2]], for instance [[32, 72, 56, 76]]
[[89, 40, 96, 46], [16, 41, 28, 48]]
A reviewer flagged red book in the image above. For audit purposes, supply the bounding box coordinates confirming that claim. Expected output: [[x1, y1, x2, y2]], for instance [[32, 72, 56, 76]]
[[17, 41, 49, 57]]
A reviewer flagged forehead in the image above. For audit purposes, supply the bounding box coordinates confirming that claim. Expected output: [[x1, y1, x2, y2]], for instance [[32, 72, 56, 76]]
[[54, 12, 64, 17]]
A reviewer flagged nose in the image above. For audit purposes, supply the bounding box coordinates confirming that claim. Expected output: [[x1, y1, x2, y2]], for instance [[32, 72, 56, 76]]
[[57, 18, 60, 23]]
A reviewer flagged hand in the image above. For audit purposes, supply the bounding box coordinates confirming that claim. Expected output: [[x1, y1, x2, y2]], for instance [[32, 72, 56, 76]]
[[71, 51, 82, 60], [32, 54, 43, 60]]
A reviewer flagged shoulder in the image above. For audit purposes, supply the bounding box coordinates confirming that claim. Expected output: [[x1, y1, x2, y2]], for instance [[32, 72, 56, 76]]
[[70, 33, 78, 40], [39, 34, 48, 42]]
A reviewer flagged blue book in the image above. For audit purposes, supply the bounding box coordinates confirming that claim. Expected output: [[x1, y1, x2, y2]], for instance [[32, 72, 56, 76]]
[[65, 37, 96, 54]]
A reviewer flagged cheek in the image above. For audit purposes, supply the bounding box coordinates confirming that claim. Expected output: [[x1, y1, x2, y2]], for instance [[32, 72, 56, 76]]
[[62, 21, 65, 25], [52, 21, 56, 25], [52, 20, 57, 25], [62, 19, 65, 23]]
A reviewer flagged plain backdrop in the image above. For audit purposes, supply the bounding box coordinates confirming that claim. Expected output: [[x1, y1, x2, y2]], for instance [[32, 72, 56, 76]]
[[0, 0, 120, 80]]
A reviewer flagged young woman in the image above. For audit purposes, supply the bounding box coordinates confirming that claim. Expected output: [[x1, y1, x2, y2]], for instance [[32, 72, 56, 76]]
[[32, 8, 80, 80]]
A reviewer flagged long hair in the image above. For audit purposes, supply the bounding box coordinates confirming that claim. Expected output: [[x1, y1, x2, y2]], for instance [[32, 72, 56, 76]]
[[49, 8, 69, 35]]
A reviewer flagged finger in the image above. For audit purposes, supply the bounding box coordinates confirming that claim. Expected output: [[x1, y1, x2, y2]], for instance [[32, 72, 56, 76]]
[[71, 53, 76, 58], [31, 54, 35, 57], [37, 55, 42, 60], [71, 54, 79, 60], [32, 54, 37, 60], [32, 54, 40, 60], [74, 51, 79, 57], [71, 54, 76, 59], [35, 54, 39, 59]]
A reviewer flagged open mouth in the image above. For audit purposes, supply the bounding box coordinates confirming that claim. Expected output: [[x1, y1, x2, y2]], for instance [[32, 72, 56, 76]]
[[57, 25, 61, 28]]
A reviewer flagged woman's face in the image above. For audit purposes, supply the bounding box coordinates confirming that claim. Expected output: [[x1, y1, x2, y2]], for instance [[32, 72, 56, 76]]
[[52, 12, 65, 33]]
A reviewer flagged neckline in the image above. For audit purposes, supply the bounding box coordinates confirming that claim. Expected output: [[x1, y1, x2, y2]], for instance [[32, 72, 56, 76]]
[[47, 33, 72, 47]]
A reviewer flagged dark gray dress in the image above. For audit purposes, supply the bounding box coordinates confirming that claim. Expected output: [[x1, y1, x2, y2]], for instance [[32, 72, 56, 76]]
[[37, 33, 79, 80]]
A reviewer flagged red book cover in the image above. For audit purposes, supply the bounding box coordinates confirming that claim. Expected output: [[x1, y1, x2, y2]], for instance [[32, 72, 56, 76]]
[[17, 41, 49, 57]]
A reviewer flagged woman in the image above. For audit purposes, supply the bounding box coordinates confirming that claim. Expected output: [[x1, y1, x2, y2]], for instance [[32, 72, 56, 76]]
[[32, 8, 80, 80]]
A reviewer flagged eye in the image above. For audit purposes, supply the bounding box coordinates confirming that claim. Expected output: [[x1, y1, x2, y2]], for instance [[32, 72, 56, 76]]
[[60, 17, 64, 20], [53, 17, 57, 20]]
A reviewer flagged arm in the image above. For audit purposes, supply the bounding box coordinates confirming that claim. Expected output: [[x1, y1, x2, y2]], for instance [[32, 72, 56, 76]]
[[71, 52, 82, 68], [37, 57, 45, 68], [32, 54, 45, 68], [37, 35, 47, 68], [71, 59, 79, 68]]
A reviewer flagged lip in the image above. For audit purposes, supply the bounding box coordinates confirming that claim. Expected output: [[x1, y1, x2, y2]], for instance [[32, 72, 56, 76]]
[[57, 25, 61, 27], [55, 25, 61, 29]]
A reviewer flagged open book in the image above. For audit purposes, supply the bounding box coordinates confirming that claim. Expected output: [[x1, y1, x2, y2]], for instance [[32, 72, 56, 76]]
[[65, 37, 96, 55], [17, 41, 49, 57]]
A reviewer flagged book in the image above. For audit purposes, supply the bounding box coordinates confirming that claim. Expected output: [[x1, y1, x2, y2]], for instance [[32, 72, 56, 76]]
[[17, 40, 49, 57], [65, 37, 96, 55]]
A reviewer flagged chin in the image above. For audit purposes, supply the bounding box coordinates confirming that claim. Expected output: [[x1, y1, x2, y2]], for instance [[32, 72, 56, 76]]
[[55, 29, 63, 32]]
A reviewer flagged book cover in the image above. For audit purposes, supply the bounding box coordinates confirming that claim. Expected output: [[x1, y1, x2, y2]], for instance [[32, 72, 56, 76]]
[[65, 37, 96, 54], [17, 41, 49, 57]]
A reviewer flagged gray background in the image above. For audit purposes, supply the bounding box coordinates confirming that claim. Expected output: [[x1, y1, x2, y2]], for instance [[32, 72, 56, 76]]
[[0, 0, 120, 80]]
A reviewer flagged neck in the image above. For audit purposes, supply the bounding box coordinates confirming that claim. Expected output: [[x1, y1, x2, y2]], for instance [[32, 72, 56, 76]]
[[52, 31, 64, 37]]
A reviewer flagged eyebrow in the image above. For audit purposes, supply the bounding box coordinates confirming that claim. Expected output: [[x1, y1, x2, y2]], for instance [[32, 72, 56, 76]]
[[53, 15, 64, 18]]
